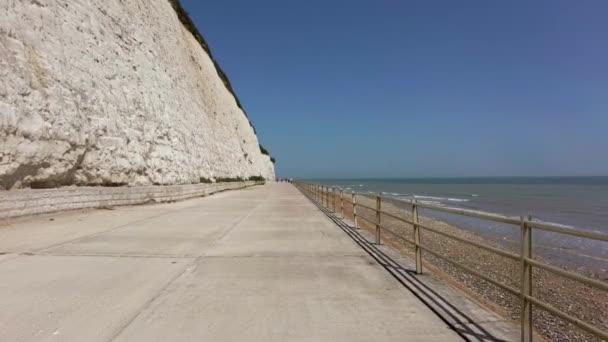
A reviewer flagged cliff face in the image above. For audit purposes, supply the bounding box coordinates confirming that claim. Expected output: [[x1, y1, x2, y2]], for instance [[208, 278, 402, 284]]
[[0, 0, 275, 190]]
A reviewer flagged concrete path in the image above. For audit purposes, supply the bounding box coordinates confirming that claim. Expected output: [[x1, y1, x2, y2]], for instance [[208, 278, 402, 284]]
[[0, 184, 461, 342]]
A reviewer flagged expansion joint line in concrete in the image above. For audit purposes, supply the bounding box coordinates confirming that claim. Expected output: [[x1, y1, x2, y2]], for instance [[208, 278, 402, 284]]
[[108, 195, 267, 341], [106, 258, 199, 342], [34, 208, 193, 255], [200, 198, 267, 257], [33, 252, 198, 260]]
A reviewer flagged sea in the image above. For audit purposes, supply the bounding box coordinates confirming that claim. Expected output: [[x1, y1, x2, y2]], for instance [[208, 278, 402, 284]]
[[312, 177, 608, 273]]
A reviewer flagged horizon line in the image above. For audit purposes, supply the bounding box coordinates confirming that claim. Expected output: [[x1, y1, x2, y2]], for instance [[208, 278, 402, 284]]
[[296, 175, 608, 180]]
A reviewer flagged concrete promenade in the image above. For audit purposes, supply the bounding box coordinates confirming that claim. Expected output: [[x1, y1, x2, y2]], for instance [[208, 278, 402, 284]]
[[0, 183, 460, 341]]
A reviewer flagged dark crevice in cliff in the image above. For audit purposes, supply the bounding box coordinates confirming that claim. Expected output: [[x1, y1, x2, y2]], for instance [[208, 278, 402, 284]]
[[28, 146, 89, 189], [0, 162, 51, 190]]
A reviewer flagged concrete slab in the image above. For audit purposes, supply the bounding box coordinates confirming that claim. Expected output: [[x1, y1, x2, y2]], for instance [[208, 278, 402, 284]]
[[0, 252, 18, 263], [0, 184, 465, 341], [0, 208, 169, 254], [0, 255, 192, 342], [206, 219, 366, 257], [44, 211, 246, 257], [0, 185, 264, 255], [113, 256, 457, 342]]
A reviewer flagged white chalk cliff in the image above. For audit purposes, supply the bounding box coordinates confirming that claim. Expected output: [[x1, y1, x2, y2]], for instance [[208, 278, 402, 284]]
[[0, 0, 275, 190]]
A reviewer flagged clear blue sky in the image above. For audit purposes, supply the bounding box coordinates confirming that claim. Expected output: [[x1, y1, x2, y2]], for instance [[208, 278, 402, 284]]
[[181, 0, 608, 179]]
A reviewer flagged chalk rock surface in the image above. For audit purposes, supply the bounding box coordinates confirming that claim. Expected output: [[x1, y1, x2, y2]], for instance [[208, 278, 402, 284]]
[[0, 0, 275, 190]]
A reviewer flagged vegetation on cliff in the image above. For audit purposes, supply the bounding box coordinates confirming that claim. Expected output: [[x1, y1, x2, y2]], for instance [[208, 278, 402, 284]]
[[168, 0, 274, 163], [259, 144, 275, 163]]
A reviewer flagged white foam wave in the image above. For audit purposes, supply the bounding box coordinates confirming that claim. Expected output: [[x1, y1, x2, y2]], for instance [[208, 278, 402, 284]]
[[413, 195, 469, 203], [418, 200, 444, 206], [381, 192, 403, 196]]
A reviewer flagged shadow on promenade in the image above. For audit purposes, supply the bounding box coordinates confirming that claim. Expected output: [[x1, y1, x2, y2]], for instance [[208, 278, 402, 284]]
[[301, 191, 509, 342]]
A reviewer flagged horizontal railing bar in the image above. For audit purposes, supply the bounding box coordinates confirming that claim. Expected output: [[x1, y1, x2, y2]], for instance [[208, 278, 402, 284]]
[[525, 258, 608, 292], [527, 221, 608, 242], [371, 203, 535, 262], [344, 192, 374, 200], [325, 188, 522, 226], [324, 187, 608, 240], [307, 184, 608, 243], [336, 187, 608, 243], [357, 214, 379, 226], [417, 222, 520, 261], [525, 295, 608, 340], [336, 190, 519, 225], [380, 226, 416, 246], [415, 202, 521, 225], [355, 203, 378, 212], [297, 181, 608, 340], [352, 211, 417, 246], [379, 210, 415, 225], [420, 245, 520, 295]]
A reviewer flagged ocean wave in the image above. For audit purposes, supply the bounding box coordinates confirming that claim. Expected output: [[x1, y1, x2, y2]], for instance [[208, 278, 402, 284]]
[[413, 195, 470, 203], [418, 200, 444, 206], [381, 192, 403, 196]]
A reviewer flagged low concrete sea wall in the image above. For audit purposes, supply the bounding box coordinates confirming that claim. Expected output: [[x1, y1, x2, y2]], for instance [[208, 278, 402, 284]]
[[0, 181, 259, 219]]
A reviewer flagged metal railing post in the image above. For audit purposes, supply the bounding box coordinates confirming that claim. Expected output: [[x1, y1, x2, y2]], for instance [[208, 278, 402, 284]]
[[353, 193, 358, 229], [321, 186, 324, 206], [333, 188, 336, 212], [317, 185, 323, 205], [318, 185, 321, 203], [333, 189, 336, 212], [340, 190, 344, 218], [521, 215, 533, 342], [413, 199, 422, 274], [376, 195, 382, 244]]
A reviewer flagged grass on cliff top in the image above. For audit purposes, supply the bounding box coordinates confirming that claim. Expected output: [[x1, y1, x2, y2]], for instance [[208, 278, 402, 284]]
[[167, 0, 242, 110], [168, 0, 273, 161]]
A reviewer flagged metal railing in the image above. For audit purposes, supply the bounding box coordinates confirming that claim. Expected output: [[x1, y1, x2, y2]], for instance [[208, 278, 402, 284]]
[[293, 181, 608, 342]]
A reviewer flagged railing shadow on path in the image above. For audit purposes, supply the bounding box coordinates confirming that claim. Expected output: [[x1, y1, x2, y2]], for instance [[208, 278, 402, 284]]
[[301, 190, 509, 342]]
